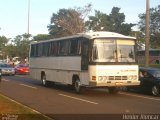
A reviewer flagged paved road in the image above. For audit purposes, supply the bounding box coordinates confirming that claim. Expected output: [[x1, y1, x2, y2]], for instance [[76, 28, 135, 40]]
[[0, 75, 160, 120]]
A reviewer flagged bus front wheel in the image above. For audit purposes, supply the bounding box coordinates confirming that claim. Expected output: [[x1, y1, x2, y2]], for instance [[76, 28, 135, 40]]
[[74, 79, 81, 94], [108, 87, 119, 94]]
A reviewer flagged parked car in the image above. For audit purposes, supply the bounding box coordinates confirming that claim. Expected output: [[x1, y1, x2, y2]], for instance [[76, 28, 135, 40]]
[[15, 64, 30, 75], [128, 67, 160, 96], [0, 63, 15, 76]]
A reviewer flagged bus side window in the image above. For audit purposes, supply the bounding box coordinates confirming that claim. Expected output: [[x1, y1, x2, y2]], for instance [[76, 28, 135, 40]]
[[69, 38, 81, 55]]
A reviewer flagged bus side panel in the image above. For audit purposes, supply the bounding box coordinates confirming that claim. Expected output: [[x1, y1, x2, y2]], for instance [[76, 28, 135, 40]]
[[29, 57, 81, 71], [29, 57, 82, 84], [80, 71, 89, 86], [29, 68, 42, 80], [30, 68, 89, 85]]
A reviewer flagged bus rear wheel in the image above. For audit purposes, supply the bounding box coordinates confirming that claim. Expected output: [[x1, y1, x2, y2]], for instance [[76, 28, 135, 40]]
[[41, 75, 48, 87]]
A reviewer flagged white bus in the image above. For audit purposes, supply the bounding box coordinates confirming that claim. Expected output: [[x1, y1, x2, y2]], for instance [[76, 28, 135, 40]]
[[29, 31, 140, 93]]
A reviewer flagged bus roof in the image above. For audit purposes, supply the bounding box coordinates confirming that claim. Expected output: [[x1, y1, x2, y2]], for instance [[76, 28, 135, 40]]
[[79, 31, 136, 39], [31, 31, 136, 44]]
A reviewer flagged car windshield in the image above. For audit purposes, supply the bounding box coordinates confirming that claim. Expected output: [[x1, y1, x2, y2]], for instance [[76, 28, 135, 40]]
[[92, 39, 136, 62], [0, 64, 12, 68]]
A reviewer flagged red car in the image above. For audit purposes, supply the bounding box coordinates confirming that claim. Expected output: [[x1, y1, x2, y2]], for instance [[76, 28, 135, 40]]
[[15, 64, 30, 75]]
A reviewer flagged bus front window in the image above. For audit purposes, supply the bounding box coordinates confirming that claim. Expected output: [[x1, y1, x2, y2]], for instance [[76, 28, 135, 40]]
[[92, 40, 116, 62], [92, 39, 136, 63], [117, 40, 136, 62]]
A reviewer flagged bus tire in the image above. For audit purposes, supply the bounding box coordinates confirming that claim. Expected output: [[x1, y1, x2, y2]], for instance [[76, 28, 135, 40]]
[[41, 74, 48, 87], [74, 79, 81, 94], [108, 87, 119, 94]]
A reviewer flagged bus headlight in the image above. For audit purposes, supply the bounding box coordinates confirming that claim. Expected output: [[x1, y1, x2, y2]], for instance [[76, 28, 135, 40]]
[[98, 76, 103, 81], [133, 75, 137, 80], [128, 75, 137, 80], [98, 76, 108, 82], [103, 76, 108, 81]]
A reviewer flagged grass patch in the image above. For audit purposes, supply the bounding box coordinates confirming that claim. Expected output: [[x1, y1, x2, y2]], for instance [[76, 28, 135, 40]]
[[0, 94, 53, 120]]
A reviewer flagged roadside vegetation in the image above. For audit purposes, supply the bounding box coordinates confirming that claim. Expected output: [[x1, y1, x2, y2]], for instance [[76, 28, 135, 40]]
[[0, 94, 52, 120], [0, 4, 159, 61], [140, 64, 160, 68]]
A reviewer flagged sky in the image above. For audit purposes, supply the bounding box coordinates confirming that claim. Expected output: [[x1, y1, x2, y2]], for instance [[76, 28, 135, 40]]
[[0, 0, 159, 39]]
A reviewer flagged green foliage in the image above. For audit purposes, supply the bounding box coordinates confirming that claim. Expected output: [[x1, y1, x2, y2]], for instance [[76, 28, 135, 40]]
[[48, 5, 135, 37], [12, 33, 31, 59], [130, 31, 145, 50], [86, 7, 135, 35], [0, 34, 32, 60], [3, 44, 17, 58], [4, 4, 160, 60], [139, 64, 160, 69], [85, 10, 111, 31], [48, 8, 84, 37], [0, 36, 8, 51], [130, 31, 145, 42], [138, 5, 160, 48], [48, 4, 92, 37], [33, 34, 53, 41], [0, 36, 9, 59]]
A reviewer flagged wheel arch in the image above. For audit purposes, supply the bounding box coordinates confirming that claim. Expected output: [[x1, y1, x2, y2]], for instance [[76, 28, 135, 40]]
[[72, 74, 80, 85], [41, 71, 46, 80]]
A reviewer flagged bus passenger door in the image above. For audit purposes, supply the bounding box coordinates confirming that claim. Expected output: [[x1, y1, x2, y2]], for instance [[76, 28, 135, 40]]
[[81, 39, 89, 70]]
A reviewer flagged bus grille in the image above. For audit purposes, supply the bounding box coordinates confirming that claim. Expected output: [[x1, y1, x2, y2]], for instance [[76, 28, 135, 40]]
[[109, 76, 127, 80], [98, 76, 128, 81]]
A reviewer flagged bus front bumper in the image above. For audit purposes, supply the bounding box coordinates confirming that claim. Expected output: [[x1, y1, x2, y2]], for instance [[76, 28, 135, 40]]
[[89, 81, 140, 87]]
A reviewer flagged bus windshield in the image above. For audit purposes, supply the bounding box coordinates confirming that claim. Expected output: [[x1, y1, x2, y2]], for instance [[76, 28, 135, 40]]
[[92, 39, 136, 62]]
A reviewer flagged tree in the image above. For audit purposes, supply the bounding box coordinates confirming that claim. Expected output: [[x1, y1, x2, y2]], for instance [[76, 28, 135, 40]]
[[85, 10, 111, 31], [13, 33, 31, 59], [86, 7, 135, 35], [0, 36, 9, 59], [138, 5, 160, 48], [33, 34, 53, 41], [48, 4, 92, 37], [3, 44, 17, 58], [0, 36, 8, 51], [130, 31, 145, 50]]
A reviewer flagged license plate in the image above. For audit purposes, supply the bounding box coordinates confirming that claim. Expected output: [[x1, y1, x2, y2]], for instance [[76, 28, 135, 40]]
[[115, 82, 123, 86]]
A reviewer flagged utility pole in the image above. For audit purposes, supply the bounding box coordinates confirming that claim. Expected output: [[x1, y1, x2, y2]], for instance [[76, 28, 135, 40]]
[[145, 0, 150, 67], [27, 0, 30, 34]]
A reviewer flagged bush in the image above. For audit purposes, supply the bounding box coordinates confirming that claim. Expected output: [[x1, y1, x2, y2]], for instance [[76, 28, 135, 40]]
[[139, 64, 160, 68]]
